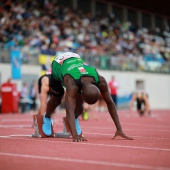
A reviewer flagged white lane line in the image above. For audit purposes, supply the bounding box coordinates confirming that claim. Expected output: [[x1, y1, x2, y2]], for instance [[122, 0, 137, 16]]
[[0, 152, 169, 170], [0, 131, 170, 140], [1, 119, 32, 122], [10, 134, 32, 137], [123, 123, 170, 128], [0, 125, 32, 128], [0, 119, 62, 124], [0, 136, 10, 138], [82, 126, 170, 132], [0, 135, 32, 138], [1, 124, 170, 132], [0, 136, 170, 152], [1, 131, 170, 140], [84, 132, 170, 140], [125, 129, 170, 132]]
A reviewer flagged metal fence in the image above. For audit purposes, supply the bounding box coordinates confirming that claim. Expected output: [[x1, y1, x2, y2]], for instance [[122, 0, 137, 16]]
[[82, 55, 170, 74], [0, 46, 170, 74]]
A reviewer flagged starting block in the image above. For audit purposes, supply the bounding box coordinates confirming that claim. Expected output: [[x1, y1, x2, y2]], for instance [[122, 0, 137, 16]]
[[32, 115, 71, 138]]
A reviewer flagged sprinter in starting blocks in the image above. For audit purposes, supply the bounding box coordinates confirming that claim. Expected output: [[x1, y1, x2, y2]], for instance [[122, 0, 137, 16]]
[[32, 115, 71, 138]]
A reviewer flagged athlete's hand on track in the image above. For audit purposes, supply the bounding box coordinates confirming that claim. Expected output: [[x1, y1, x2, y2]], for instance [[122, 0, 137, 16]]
[[112, 130, 134, 140], [72, 136, 88, 142]]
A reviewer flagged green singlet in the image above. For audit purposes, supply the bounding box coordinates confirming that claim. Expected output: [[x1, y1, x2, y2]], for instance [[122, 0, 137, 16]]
[[52, 52, 99, 86]]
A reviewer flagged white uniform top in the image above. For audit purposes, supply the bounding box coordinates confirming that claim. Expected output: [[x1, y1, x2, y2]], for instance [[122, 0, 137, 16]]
[[54, 52, 81, 65]]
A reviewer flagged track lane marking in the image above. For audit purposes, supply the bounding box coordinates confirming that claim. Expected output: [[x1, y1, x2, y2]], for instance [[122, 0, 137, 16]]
[[1, 132, 170, 140], [0, 136, 170, 152], [0, 152, 169, 170], [1, 125, 170, 132], [84, 132, 170, 140]]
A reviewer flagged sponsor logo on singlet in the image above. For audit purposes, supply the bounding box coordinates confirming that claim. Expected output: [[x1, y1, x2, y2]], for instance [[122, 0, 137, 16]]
[[54, 52, 81, 65], [67, 63, 83, 71], [78, 67, 88, 74]]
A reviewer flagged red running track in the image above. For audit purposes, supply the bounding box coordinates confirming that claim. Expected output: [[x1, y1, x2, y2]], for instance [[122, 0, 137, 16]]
[[0, 110, 170, 170]]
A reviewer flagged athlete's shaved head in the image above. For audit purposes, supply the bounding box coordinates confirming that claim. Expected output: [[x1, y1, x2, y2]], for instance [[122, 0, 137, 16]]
[[82, 84, 100, 104]]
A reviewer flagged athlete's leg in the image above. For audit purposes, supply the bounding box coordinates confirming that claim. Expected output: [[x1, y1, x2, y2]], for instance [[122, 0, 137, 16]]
[[45, 95, 63, 117], [137, 101, 144, 116], [43, 75, 65, 136], [42, 95, 63, 136]]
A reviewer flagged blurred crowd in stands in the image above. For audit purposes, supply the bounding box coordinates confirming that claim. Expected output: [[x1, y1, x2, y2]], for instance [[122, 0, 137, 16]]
[[0, 0, 170, 72]]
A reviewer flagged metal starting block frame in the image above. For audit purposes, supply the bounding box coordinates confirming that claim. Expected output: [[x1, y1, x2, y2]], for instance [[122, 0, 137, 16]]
[[32, 115, 71, 138]]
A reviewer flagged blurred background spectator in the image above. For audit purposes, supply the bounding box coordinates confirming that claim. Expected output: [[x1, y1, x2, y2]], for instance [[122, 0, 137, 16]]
[[0, 0, 170, 113], [0, 0, 169, 73], [19, 82, 29, 113], [29, 80, 38, 114], [108, 75, 119, 108], [0, 78, 12, 112]]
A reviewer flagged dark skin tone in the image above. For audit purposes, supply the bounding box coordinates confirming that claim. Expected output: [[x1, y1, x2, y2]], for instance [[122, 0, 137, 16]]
[[45, 74, 133, 142]]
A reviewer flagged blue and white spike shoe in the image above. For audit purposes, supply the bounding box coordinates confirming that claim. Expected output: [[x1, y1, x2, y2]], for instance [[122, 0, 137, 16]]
[[42, 115, 52, 136]]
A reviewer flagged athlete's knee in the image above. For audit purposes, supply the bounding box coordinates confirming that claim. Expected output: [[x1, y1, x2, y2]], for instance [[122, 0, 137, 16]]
[[49, 96, 62, 106]]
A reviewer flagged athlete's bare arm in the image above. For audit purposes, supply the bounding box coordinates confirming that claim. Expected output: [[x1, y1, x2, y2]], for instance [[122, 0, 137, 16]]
[[98, 75, 133, 140], [64, 75, 81, 142], [38, 77, 50, 115]]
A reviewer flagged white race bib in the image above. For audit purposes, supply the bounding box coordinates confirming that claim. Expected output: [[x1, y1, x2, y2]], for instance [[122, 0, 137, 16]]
[[54, 52, 81, 65]]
